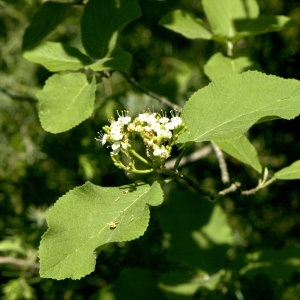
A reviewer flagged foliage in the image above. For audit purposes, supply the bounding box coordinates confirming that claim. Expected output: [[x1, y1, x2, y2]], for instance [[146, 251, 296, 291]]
[[1, 0, 300, 299]]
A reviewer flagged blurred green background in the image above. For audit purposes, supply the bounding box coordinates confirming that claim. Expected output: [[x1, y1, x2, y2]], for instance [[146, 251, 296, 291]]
[[1, 0, 300, 299]]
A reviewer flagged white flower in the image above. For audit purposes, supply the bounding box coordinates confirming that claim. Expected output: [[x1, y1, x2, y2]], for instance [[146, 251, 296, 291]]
[[155, 128, 172, 139], [165, 123, 174, 130], [111, 142, 121, 155], [111, 131, 123, 141], [159, 117, 169, 124], [138, 113, 149, 122], [146, 113, 157, 125], [127, 123, 135, 131], [150, 122, 161, 132], [102, 133, 108, 146], [110, 121, 123, 140], [112, 142, 121, 151], [134, 125, 143, 132], [118, 116, 131, 125], [153, 148, 168, 157], [165, 117, 182, 130], [144, 125, 152, 132], [170, 116, 182, 127], [121, 142, 128, 150], [146, 139, 154, 146]]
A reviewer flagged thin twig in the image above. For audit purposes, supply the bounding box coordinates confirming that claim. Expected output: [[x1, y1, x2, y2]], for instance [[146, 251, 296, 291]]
[[0, 256, 39, 270], [160, 168, 216, 199], [219, 182, 241, 195], [211, 142, 230, 183], [165, 144, 212, 169], [241, 168, 272, 195], [120, 72, 182, 111]]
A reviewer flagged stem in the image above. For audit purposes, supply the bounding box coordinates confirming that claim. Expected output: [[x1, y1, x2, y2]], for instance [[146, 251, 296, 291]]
[[120, 72, 182, 111], [173, 146, 190, 170], [241, 168, 276, 195], [211, 141, 230, 183], [0, 256, 39, 270], [130, 168, 154, 174], [129, 149, 153, 167], [226, 40, 234, 57], [159, 168, 216, 199], [164, 144, 212, 169]]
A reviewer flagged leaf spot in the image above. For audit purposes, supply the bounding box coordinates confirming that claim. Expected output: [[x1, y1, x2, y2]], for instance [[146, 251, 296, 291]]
[[107, 220, 119, 229]]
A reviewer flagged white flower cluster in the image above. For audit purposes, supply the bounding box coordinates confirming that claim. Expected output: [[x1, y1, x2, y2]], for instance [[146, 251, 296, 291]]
[[98, 111, 186, 173]]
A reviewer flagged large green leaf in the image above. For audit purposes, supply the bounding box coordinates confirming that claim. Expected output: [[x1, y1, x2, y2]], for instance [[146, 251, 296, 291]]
[[23, 42, 91, 72], [214, 135, 262, 173], [204, 52, 254, 81], [81, 0, 141, 58], [202, 0, 259, 39], [37, 73, 96, 133], [22, 2, 69, 50], [39, 181, 163, 280], [274, 160, 300, 180], [159, 9, 212, 40], [178, 71, 300, 144]]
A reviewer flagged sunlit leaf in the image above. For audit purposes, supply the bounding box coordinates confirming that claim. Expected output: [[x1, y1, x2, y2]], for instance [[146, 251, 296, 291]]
[[37, 73, 96, 133], [39, 181, 163, 279], [23, 42, 91, 72], [202, 0, 259, 39], [204, 52, 254, 81], [159, 9, 212, 40], [178, 71, 300, 144], [215, 135, 262, 173], [274, 160, 300, 180]]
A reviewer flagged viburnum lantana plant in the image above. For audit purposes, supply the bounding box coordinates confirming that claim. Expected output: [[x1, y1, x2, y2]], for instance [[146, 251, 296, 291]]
[[97, 111, 186, 173]]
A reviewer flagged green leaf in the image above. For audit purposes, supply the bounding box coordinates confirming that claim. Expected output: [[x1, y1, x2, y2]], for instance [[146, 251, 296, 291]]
[[22, 2, 69, 50], [2, 278, 36, 300], [81, 0, 141, 58], [202, 0, 259, 40], [39, 181, 163, 279], [204, 52, 254, 81], [37, 73, 96, 133], [274, 160, 300, 180], [178, 71, 300, 144], [159, 9, 212, 40], [234, 15, 297, 38], [88, 47, 132, 72], [0, 238, 26, 255], [159, 269, 225, 298], [23, 42, 92, 72], [214, 135, 262, 173]]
